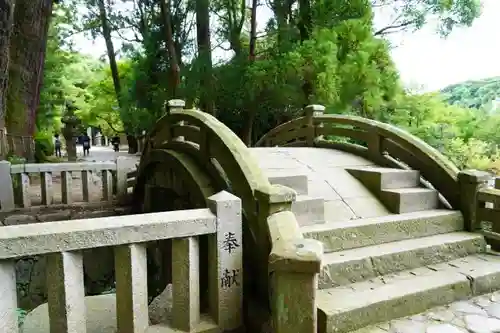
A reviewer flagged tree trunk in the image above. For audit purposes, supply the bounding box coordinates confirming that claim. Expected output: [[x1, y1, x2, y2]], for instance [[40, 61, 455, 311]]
[[195, 0, 214, 115], [159, 0, 181, 98], [241, 0, 258, 146], [97, 0, 121, 102], [6, 0, 53, 140], [0, 0, 14, 131], [97, 0, 139, 153]]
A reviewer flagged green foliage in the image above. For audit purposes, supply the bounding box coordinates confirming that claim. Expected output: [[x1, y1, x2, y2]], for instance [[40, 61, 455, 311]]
[[17, 308, 27, 327], [34, 131, 55, 163], [35, 0, 487, 171], [441, 76, 500, 110]]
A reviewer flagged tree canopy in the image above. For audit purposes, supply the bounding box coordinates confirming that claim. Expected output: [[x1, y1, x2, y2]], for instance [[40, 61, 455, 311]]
[[1, 0, 494, 170]]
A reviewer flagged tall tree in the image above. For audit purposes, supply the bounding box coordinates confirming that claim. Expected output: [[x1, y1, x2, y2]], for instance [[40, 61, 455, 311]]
[[0, 0, 14, 130], [6, 0, 54, 138], [372, 0, 481, 37]]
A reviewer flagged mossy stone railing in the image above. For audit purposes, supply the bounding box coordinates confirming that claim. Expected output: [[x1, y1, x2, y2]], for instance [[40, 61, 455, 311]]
[[255, 104, 461, 210]]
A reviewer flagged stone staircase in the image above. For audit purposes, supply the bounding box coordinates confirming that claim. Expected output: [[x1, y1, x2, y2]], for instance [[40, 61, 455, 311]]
[[266, 166, 500, 333]]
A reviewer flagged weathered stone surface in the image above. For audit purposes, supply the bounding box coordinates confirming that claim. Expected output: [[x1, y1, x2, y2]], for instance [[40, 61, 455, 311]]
[[36, 210, 72, 222], [21, 294, 118, 333], [347, 289, 500, 333], [318, 232, 485, 289], [302, 210, 463, 253], [4, 214, 36, 225]]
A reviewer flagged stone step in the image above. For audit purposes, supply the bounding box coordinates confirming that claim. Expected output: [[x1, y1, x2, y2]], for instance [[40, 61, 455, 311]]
[[302, 210, 463, 253], [380, 188, 439, 213], [267, 172, 309, 195], [292, 195, 325, 226], [317, 253, 500, 333], [347, 167, 420, 191], [318, 232, 485, 289]]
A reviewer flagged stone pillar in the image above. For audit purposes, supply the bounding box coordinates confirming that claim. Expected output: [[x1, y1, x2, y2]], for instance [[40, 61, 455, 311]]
[[115, 244, 149, 333], [41, 172, 54, 205], [0, 260, 18, 332], [0, 161, 14, 211], [270, 237, 322, 333], [116, 156, 129, 204], [257, 185, 323, 333], [304, 104, 325, 146], [458, 169, 492, 232], [46, 251, 86, 333], [168, 99, 186, 113], [207, 191, 243, 331]]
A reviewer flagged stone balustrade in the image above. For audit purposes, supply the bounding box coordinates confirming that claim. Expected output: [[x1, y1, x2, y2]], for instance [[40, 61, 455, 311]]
[[0, 157, 137, 212], [0, 190, 242, 333]]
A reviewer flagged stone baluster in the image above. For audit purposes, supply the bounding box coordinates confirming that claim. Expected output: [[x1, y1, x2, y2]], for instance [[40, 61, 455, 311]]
[[305, 104, 325, 145], [16, 172, 31, 208], [207, 191, 243, 331], [81, 170, 91, 202], [116, 157, 128, 203], [46, 252, 86, 333], [115, 244, 149, 333], [41, 172, 54, 205], [61, 171, 73, 204], [0, 260, 18, 332], [171, 236, 201, 331], [101, 169, 113, 201]]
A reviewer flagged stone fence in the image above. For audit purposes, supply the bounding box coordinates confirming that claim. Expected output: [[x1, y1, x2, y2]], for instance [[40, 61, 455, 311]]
[[0, 156, 137, 212], [0, 190, 243, 333]]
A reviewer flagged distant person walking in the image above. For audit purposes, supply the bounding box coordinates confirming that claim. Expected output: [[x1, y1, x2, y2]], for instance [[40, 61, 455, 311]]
[[54, 134, 62, 157], [82, 133, 91, 156]]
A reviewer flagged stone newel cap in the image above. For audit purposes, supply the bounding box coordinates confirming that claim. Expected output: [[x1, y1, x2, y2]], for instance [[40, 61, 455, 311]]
[[167, 99, 186, 108]]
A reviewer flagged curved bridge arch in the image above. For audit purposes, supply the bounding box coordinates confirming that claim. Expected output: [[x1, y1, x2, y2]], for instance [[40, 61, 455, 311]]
[[255, 112, 460, 209], [135, 109, 275, 300]]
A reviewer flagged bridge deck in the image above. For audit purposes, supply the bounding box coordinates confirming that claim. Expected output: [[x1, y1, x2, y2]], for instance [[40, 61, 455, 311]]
[[249, 147, 391, 221]]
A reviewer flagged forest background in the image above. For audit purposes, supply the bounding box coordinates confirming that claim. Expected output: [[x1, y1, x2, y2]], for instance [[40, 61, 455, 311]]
[[2, 0, 500, 172]]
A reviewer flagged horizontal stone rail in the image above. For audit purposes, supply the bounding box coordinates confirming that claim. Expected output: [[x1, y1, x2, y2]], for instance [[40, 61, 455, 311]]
[[0, 157, 137, 212], [256, 184, 323, 333], [255, 104, 461, 209], [0, 190, 243, 333]]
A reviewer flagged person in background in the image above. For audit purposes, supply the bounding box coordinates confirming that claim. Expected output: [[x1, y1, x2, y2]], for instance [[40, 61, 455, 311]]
[[111, 135, 120, 152], [54, 134, 62, 157], [82, 133, 91, 156]]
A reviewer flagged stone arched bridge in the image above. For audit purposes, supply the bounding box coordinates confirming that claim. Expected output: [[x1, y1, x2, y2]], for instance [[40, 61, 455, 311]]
[[3, 100, 500, 333], [130, 100, 500, 333]]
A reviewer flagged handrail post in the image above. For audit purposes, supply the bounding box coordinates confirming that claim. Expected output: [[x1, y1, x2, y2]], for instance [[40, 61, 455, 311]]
[[458, 169, 491, 232], [169, 99, 186, 142], [258, 184, 323, 333], [304, 104, 325, 146], [207, 191, 243, 331]]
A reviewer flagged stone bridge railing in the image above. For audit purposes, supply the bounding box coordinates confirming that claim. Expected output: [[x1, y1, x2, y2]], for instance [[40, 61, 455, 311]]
[[0, 157, 137, 212], [0, 190, 242, 333], [255, 105, 461, 210]]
